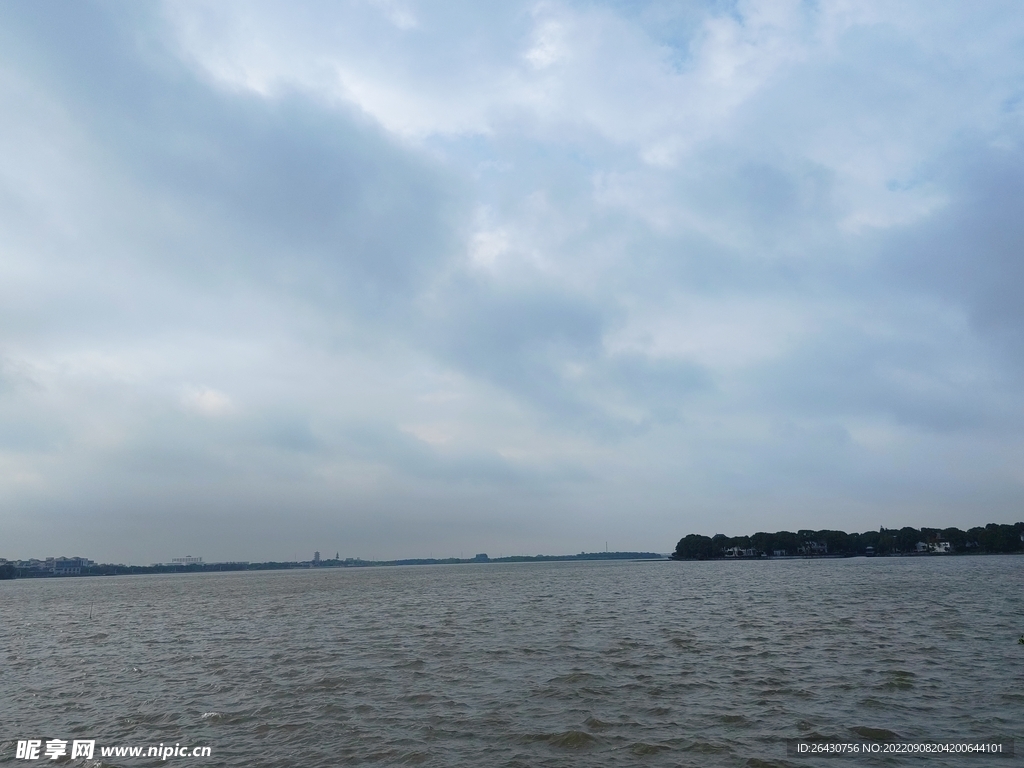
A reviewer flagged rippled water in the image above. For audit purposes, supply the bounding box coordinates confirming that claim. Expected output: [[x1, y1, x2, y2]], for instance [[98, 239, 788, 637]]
[[2, 557, 1022, 766]]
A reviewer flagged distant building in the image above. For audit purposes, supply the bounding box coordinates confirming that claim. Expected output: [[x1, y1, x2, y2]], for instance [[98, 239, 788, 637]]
[[45, 556, 93, 575], [928, 541, 951, 554], [473, 553, 489, 562], [16, 559, 47, 573], [723, 546, 756, 558], [798, 541, 827, 556], [915, 541, 929, 553], [171, 556, 203, 565], [313, 551, 321, 565]]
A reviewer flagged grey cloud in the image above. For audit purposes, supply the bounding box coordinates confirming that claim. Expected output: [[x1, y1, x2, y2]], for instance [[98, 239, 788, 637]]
[[256, 411, 323, 455], [419, 277, 711, 436], [335, 420, 592, 487], [749, 324, 1006, 434], [602, 353, 708, 408], [424, 279, 605, 413], [0, 2, 463, 320], [890, 143, 1024, 352]]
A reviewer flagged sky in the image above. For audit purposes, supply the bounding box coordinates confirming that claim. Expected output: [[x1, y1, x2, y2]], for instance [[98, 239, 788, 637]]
[[2, 1, 1024, 564]]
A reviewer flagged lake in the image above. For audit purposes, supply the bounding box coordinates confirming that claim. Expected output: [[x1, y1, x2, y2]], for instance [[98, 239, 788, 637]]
[[1, 556, 1021, 766]]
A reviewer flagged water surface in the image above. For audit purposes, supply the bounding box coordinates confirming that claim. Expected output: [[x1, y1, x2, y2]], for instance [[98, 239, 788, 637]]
[[2, 556, 1021, 766]]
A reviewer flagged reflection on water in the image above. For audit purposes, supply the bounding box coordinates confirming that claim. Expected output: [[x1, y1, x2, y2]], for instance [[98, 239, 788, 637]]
[[1, 557, 1021, 766]]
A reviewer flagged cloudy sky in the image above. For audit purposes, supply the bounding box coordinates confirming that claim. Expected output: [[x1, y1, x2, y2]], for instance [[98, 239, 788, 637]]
[[2, 1, 1023, 563]]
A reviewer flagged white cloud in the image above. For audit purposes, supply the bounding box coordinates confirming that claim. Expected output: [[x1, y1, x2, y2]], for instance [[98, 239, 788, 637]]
[[369, 0, 418, 30], [604, 295, 811, 371], [181, 386, 235, 417], [524, 16, 566, 70], [399, 422, 454, 446]]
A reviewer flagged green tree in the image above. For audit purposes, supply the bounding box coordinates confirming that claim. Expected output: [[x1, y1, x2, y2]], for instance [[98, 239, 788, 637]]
[[894, 526, 922, 553], [673, 534, 714, 560], [941, 527, 966, 551], [711, 533, 729, 556]]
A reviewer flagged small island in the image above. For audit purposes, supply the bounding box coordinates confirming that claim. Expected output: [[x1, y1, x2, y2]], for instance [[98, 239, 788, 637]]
[[671, 522, 1024, 559]]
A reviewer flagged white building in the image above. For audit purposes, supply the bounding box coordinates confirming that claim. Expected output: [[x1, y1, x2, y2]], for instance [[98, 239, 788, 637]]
[[798, 541, 827, 556], [45, 556, 93, 575], [723, 546, 756, 557]]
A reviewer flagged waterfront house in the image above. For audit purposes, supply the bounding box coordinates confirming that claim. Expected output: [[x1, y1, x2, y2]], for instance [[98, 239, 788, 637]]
[[797, 541, 827, 556], [45, 556, 93, 575], [723, 546, 757, 557]]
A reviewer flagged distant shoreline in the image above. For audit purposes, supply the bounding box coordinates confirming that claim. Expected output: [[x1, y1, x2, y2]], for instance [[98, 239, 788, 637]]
[[0, 551, 665, 580]]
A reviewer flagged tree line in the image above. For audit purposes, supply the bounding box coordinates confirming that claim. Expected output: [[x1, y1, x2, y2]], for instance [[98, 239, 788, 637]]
[[672, 522, 1024, 559]]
